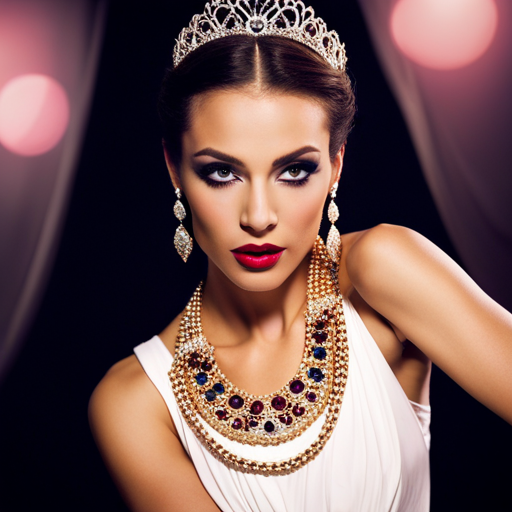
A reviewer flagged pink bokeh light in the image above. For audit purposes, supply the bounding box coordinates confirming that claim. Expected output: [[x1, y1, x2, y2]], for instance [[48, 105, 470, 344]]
[[0, 74, 70, 156], [391, 0, 498, 70]]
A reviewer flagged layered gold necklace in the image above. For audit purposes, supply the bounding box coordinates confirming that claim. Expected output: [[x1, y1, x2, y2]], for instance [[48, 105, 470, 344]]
[[169, 237, 349, 475]]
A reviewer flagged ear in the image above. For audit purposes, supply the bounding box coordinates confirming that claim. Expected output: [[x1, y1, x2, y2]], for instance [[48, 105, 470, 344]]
[[163, 141, 182, 190], [330, 144, 345, 190]]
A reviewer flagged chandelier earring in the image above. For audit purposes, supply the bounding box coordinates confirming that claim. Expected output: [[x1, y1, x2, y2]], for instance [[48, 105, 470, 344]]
[[174, 188, 193, 262], [326, 182, 341, 265]]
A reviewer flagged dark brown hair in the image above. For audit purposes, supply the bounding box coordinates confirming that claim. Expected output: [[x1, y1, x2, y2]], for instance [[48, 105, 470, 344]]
[[158, 35, 355, 166]]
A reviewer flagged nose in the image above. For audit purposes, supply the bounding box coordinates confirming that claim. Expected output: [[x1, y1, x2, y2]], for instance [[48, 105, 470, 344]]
[[239, 182, 278, 234]]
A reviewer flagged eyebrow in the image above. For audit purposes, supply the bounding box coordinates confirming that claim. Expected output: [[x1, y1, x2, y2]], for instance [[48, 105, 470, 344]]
[[192, 145, 321, 168]]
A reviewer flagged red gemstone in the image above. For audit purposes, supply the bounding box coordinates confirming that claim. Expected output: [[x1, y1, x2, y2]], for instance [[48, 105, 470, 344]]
[[279, 415, 293, 425], [313, 331, 327, 343], [271, 396, 287, 411], [232, 418, 243, 430], [188, 358, 200, 369], [250, 400, 264, 415], [314, 320, 325, 330], [292, 405, 305, 417], [215, 409, 227, 420]]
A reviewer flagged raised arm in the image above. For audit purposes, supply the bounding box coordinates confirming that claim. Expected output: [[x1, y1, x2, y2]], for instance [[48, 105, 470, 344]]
[[346, 224, 512, 424], [88, 356, 221, 512]]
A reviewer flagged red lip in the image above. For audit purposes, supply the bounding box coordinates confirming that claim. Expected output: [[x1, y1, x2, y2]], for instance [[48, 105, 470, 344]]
[[231, 244, 286, 270]]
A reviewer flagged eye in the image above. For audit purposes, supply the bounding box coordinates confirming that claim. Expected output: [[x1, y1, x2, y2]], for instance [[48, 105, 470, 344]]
[[209, 167, 236, 182], [196, 163, 240, 188], [278, 162, 319, 186]]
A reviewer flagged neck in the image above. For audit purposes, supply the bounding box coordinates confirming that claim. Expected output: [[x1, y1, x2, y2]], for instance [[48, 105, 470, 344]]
[[202, 254, 310, 346]]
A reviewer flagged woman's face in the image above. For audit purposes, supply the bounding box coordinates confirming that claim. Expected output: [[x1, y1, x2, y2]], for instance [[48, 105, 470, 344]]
[[168, 89, 343, 292]]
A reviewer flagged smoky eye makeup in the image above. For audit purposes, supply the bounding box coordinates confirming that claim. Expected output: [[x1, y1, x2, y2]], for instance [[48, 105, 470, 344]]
[[277, 160, 320, 186], [194, 161, 240, 188], [192, 158, 321, 189]]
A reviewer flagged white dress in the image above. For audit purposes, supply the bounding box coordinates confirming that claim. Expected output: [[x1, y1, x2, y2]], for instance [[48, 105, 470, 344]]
[[134, 298, 431, 512]]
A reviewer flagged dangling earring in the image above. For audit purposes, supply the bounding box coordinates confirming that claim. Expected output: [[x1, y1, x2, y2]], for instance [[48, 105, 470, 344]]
[[174, 188, 193, 262], [326, 182, 341, 265]]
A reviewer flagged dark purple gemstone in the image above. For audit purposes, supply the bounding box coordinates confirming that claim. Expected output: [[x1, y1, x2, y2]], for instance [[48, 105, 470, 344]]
[[188, 358, 200, 369], [271, 396, 287, 411], [249, 420, 258, 428], [313, 347, 327, 360], [228, 395, 244, 409], [323, 37, 329, 48], [205, 389, 216, 402], [191, 352, 200, 359], [201, 361, 212, 372], [312, 331, 327, 343], [232, 418, 243, 430], [306, 392, 317, 403], [292, 405, 305, 417], [305, 23, 316, 37], [289, 380, 305, 394], [215, 409, 227, 420], [314, 320, 325, 331], [250, 400, 264, 415], [308, 368, 324, 382], [264, 421, 275, 433]]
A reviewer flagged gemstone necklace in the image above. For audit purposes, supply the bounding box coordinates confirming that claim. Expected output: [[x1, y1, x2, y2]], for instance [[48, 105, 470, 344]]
[[169, 237, 349, 474]]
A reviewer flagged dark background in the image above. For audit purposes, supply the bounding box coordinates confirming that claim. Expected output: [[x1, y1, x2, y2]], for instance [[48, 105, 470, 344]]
[[0, 1, 510, 510]]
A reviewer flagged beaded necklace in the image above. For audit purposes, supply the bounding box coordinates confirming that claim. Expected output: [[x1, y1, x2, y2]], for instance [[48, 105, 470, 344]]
[[169, 237, 349, 475]]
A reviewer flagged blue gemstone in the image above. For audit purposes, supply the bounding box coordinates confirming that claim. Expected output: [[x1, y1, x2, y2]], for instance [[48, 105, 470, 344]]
[[205, 389, 216, 402], [313, 347, 327, 360], [308, 368, 324, 382], [195, 372, 208, 386], [213, 382, 225, 394]]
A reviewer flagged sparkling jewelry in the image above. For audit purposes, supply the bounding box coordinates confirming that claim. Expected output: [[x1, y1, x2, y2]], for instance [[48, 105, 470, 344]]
[[326, 182, 341, 265], [169, 236, 349, 475], [174, 188, 193, 262], [173, 0, 347, 72]]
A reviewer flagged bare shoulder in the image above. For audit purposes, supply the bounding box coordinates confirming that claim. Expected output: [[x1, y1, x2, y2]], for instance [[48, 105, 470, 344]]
[[342, 224, 512, 424], [343, 224, 436, 282], [89, 351, 220, 511], [89, 354, 167, 430]]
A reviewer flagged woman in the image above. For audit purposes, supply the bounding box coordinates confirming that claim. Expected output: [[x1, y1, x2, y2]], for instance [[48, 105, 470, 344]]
[[89, 1, 512, 510]]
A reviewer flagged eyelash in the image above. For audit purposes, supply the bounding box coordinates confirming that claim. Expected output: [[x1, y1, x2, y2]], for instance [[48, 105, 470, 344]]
[[196, 162, 319, 189]]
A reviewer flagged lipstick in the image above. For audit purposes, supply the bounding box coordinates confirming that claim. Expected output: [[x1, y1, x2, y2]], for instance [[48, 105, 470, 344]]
[[231, 243, 285, 270]]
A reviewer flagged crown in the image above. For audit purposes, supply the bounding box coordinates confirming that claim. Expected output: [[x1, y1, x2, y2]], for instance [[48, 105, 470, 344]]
[[173, 0, 347, 71]]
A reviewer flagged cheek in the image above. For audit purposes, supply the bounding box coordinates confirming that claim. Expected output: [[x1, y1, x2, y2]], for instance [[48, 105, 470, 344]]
[[185, 188, 238, 248]]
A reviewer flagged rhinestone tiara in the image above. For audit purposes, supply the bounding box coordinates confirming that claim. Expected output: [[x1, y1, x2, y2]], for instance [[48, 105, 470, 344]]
[[173, 0, 347, 71]]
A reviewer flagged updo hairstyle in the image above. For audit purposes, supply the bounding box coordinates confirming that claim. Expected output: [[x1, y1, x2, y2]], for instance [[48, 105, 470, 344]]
[[158, 35, 355, 167]]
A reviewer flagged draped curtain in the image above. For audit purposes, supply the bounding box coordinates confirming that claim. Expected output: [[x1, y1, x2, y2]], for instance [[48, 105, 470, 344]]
[[358, 0, 512, 312]]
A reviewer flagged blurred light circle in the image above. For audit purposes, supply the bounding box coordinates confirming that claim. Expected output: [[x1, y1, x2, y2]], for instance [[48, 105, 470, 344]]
[[391, 0, 498, 70], [0, 74, 69, 156]]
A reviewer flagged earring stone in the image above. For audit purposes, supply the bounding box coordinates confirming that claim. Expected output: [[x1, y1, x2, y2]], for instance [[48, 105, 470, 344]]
[[326, 183, 341, 265], [174, 188, 193, 262]]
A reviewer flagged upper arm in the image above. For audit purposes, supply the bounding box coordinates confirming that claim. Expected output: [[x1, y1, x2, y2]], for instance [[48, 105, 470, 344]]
[[346, 224, 512, 424], [88, 356, 220, 512]]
